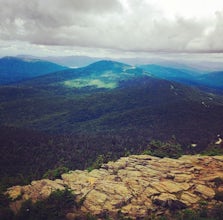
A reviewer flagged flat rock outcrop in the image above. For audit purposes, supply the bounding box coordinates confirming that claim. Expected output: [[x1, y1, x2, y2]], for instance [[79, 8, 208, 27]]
[[6, 155, 223, 219]]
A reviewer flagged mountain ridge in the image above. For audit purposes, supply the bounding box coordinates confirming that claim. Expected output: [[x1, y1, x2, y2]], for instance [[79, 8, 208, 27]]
[[140, 64, 223, 92], [1, 60, 223, 144], [0, 56, 68, 85], [197, 71, 223, 89], [16, 60, 148, 89], [1, 59, 223, 219]]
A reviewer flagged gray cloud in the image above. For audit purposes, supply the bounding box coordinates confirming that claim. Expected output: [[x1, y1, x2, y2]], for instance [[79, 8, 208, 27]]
[[0, 0, 223, 55], [203, 10, 223, 52]]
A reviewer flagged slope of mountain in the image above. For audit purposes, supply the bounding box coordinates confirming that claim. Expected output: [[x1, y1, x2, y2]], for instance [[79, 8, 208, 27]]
[[0, 56, 68, 85], [197, 71, 223, 89], [140, 64, 202, 85], [1, 55, 223, 220], [17, 55, 103, 68], [1, 60, 223, 195], [139, 64, 223, 94], [1, 60, 223, 145], [44, 55, 102, 68], [20, 60, 148, 89]]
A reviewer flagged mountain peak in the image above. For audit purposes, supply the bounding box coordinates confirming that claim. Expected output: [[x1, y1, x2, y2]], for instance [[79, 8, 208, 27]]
[[0, 56, 68, 85], [1, 56, 53, 63], [1, 56, 22, 61], [86, 59, 131, 70], [6, 154, 223, 219]]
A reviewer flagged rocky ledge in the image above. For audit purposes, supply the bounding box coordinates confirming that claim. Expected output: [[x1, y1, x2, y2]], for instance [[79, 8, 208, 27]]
[[6, 155, 223, 219]]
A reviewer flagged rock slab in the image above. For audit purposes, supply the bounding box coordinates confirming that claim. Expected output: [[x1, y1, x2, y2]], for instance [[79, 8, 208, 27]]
[[6, 155, 223, 219]]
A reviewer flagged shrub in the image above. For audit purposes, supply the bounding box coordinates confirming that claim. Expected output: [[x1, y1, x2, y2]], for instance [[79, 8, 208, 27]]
[[144, 138, 183, 158], [43, 166, 69, 180], [202, 143, 223, 156], [15, 188, 75, 220], [0, 193, 14, 220], [211, 204, 223, 220], [87, 153, 113, 172]]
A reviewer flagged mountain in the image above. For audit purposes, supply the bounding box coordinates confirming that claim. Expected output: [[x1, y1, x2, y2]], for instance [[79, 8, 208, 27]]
[[140, 64, 202, 85], [20, 60, 149, 89], [114, 56, 223, 72], [140, 64, 223, 93], [1, 60, 223, 195], [1, 55, 223, 220], [16, 54, 223, 72], [1, 60, 223, 144], [0, 56, 68, 85], [17, 55, 103, 68], [196, 71, 223, 89]]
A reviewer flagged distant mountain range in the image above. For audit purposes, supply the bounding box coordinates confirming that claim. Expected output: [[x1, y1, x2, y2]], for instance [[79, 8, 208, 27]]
[[17, 54, 102, 68], [140, 64, 223, 90], [43, 55, 102, 68], [1, 59, 223, 191], [0, 55, 221, 91], [140, 64, 200, 84], [1, 60, 223, 146], [20, 60, 149, 89], [16, 54, 223, 71], [196, 71, 223, 89], [0, 56, 68, 85]]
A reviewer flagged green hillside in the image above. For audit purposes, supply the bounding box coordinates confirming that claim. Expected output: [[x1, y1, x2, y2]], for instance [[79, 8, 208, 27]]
[[1, 60, 223, 189], [1, 61, 223, 143]]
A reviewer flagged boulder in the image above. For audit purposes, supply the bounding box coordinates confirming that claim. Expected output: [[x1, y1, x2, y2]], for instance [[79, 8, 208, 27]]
[[7, 186, 22, 200], [174, 174, 194, 182], [180, 192, 200, 206], [195, 184, 215, 199], [121, 204, 149, 218], [150, 180, 190, 193]]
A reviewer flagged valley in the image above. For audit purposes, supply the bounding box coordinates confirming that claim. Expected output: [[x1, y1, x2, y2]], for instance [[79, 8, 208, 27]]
[[0, 57, 223, 219], [0, 58, 223, 190], [1, 1, 223, 219]]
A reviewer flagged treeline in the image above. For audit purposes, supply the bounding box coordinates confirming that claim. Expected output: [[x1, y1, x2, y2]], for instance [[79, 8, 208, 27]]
[[0, 126, 147, 189], [1, 125, 222, 191]]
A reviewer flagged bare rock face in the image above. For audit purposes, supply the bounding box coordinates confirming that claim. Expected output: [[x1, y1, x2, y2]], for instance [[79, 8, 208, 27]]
[[6, 155, 223, 219]]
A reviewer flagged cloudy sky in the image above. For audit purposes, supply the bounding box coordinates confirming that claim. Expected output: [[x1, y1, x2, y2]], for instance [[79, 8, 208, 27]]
[[1, 0, 223, 60]]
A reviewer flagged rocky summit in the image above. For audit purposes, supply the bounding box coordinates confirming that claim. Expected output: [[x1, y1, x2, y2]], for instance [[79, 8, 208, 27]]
[[6, 155, 223, 219]]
